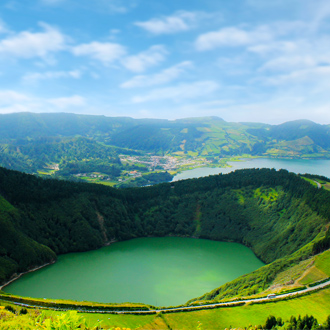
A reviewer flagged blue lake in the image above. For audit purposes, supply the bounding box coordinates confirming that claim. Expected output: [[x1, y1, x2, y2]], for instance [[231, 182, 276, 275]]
[[173, 158, 330, 181]]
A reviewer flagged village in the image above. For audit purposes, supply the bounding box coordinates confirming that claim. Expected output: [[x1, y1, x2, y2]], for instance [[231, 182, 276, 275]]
[[70, 154, 212, 186], [119, 154, 211, 172]]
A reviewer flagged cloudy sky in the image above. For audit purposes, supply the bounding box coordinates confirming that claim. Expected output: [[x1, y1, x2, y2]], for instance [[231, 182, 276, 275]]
[[0, 0, 330, 124]]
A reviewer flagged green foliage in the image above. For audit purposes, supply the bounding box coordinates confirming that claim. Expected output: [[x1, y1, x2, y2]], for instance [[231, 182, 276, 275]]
[[34, 311, 100, 330], [313, 228, 330, 255], [19, 308, 28, 314], [4, 305, 15, 313], [1, 113, 330, 181], [0, 166, 330, 304], [314, 250, 330, 276], [264, 315, 277, 329], [118, 171, 173, 188], [258, 314, 321, 330], [0, 310, 101, 330]]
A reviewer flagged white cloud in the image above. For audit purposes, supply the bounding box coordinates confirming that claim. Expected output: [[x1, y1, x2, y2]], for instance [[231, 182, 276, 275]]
[[259, 56, 316, 72], [250, 36, 330, 90], [0, 90, 30, 106], [0, 19, 8, 34], [121, 45, 167, 72], [220, 95, 330, 125], [103, 3, 127, 13], [135, 11, 198, 35], [132, 81, 219, 103], [0, 90, 36, 114], [308, 0, 330, 32], [248, 40, 298, 56], [72, 41, 126, 65], [0, 23, 66, 58], [23, 70, 82, 83], [48, 95, 86, 109], [0, 90, 88, 114], [216, 55, 253, 76], [195, 26, 273, 51], [261, 66, 330, 86], [120, 61, 193, 89]]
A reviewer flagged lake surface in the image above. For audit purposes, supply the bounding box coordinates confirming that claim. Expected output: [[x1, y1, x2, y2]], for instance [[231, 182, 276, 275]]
[[173, 158, 330, 181], [4, 237, 264, 306]]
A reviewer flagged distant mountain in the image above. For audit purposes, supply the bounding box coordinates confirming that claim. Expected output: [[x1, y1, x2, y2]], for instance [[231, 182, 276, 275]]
[[0, 112, 136, 139], [248, 119, 330, 145], [0, 112, 330, 178], [248, 119, 330, 157]]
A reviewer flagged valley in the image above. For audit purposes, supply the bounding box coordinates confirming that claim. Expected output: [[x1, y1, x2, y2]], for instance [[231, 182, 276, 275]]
[[1, 113, 330, 188], [1, 113, 330, 328]]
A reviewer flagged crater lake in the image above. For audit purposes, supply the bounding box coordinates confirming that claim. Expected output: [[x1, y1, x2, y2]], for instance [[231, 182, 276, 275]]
[[4, 237, 264, 306]]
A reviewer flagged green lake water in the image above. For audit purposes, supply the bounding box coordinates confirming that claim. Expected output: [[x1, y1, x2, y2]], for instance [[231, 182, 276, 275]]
[[4, 237, 264, 306]]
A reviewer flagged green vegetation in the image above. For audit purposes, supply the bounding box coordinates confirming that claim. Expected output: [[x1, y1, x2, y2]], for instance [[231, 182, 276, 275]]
[[1, 113, 330, 187], [1, 113, 330, 328], [0, 308, 102, 330], [0, 166, 330, 305], [1, 287, 330, 329], [314, 250, 330, 276], [162, 288, 330, 330], [302, 176, 319, 187], [117, 171, 173, 188]]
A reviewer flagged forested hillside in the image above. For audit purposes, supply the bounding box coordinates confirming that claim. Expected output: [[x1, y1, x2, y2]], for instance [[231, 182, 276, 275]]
[[0, 166, 329, 302], [0, 113, 330, 184]]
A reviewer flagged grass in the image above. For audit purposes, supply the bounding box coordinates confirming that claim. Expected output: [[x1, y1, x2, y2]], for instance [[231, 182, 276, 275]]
[[162, 287, 330, 330], [271, 249, 330, 288], [315, 250, 330, 276], [299, 267, 328, 285], [187, 151, 198, 157], [302, 177, 319, 187], [0, 304, 167, 330], [80, 177, 117, 186], [38, 170, 55, 176], [302, 176, 330, 191], [45, 310, 165, 329], [2, 287, 330, 329], [283, 249, 330, 286], [322, 183, 330, 191], [272, 258, 312, 288], [95, 181, 117, 187]]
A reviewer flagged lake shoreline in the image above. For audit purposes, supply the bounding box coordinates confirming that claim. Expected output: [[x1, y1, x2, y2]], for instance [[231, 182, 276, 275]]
[[0, 239, 119, 292], [172, 157, 330, 182], [0, 260, 56, 291], [2, 237, 264, 306]]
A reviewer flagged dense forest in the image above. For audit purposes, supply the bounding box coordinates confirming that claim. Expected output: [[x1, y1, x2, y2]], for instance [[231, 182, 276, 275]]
[[0, 166, 329, 303]]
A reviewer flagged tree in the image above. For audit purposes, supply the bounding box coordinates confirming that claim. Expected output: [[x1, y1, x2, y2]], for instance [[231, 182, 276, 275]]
[[264, 315, 277, 329]]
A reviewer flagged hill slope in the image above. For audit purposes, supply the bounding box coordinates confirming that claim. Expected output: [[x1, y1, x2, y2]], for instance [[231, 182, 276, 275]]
[[0, 166, 330, 303], [0, 113, 330, 169]]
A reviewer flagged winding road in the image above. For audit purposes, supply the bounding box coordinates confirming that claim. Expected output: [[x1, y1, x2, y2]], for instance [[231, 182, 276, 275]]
[[3, 279, 330, 314]]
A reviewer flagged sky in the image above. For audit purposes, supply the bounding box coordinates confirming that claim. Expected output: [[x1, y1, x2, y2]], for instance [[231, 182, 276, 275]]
[[0, 0, 330, 124]]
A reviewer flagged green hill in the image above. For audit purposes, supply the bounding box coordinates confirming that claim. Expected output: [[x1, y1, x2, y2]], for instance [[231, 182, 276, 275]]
[[1, 113, 330, 187], [1, 112, 330, 160], [0, 166, 329, 304]]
